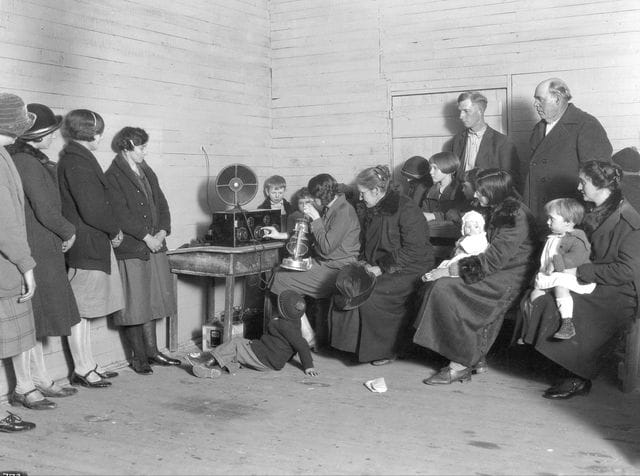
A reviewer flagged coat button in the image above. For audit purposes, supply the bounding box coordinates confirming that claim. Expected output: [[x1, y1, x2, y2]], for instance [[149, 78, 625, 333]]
[[140, 202, 144, 205]]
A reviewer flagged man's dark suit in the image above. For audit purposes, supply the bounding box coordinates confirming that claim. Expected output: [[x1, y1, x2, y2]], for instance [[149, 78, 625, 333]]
[[449, 125, 520, 189]]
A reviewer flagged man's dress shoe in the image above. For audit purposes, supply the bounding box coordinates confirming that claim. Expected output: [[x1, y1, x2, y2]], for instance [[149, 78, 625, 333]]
[[149, 352, 181, 366], [543, 377, 592, 399]]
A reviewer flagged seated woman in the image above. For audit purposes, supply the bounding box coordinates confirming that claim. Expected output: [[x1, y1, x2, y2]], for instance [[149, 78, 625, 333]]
[[421, 152, 466, 225], [413, 169, 538, 384], [519, 161, 640, 399], [264, 174, 361, 346], [329, 165, 433, 365]]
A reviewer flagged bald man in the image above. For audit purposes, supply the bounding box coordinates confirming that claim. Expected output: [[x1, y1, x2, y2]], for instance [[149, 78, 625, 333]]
[[524, 78, 612, 222]]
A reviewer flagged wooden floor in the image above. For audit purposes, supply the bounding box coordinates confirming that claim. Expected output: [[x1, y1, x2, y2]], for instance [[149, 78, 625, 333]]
[[1, 341, 639, 475]]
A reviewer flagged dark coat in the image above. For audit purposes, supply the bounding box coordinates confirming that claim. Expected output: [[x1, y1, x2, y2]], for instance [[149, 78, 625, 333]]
[[523, 104, 612, 222], [551, 229, 591, 272], [450, 125, 521, 189], [520, 199, 640, 379], [58, 141, 120, 273], [330, 190, 434, 362], [258, 197, 292, 215], [413, 198, 538, 367], [421, 180, 466, 225], [105, 154, 171, 261], [8, 141, 80, 337]]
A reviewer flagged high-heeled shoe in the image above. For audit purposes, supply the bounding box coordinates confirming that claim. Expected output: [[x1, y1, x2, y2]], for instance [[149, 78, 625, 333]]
[[93, 364, 118, 379], [9, 389, 57, 410], [148, 352, 181, 366], [35, 381, 78, 398], [70, 369, 112, 388], [423, 366, 472, 385]]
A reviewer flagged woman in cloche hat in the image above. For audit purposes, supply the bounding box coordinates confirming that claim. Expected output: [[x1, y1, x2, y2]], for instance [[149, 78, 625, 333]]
[[0, 92, 50, 431], [8, 103, 82, 402]]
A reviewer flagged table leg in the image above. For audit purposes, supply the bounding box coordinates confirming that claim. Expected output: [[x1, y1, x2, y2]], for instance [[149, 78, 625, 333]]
[[168, 273, 178, 351], [223, 275, 235, 342]]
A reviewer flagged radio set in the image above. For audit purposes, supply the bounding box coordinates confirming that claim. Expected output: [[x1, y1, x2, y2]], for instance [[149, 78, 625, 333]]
[[206, 208, 282, 247], [202, 163, 284, 247]]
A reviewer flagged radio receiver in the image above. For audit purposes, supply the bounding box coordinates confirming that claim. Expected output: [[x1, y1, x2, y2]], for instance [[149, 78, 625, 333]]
[[205, 164, 281, 247]]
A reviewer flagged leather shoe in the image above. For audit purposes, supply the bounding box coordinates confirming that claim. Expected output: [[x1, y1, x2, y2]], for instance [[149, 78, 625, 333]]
[[149, 352, 181, 366], [131, 359, 153, 375], [70, 370, 112, 388], [94, 365, 118, 379], [423, 366, 472, 385], [10, 389, 57, 410], [472, 357, 488, 374], [185, 351, 216, 367], [371, 358, 395, 366], [0, 411, 35, 433], [543, 377, 591, 399], [36, 381, 78, 398]]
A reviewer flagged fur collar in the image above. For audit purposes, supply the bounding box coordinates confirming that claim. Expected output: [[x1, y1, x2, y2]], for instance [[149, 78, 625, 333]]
[[369, 188, 401, 216], [6, 139, 51, 165], [489, 197, 521, 229]]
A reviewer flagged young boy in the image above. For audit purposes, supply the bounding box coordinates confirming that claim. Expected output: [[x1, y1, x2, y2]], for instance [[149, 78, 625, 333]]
[[187, 290, 318, 378], [258, 175, 293, 215], [530, 198, 596, 340]]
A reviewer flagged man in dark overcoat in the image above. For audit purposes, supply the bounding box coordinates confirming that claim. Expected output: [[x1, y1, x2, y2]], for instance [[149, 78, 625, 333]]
[[523, 78, 612, 224]]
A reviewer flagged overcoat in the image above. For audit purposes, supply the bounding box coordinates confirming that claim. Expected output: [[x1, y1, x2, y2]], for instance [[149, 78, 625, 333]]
[[450, 126, 521, 189], [520, 198, 640, 379], [413, 198, 538, 367], [105, 154, 171, 260], [8, 141, 81, 337], [330, 190, 434, 362], [58, 140, 120, 273], [523, 104, 612, 221]]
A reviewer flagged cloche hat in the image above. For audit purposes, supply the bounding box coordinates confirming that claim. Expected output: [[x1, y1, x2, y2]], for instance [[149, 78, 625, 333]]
[[0, 93, 36, 138], [20, 103, 62, 141], [612, 147, 640, 173], [334, 263, 377, 311], [401, 155, 429, 180]]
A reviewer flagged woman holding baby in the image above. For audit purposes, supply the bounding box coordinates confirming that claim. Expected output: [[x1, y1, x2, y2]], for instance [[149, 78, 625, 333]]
[[413, 169, 538, 384]]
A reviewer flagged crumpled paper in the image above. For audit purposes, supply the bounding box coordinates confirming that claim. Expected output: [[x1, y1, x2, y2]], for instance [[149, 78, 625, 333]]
[[364, 377, 387, 393]]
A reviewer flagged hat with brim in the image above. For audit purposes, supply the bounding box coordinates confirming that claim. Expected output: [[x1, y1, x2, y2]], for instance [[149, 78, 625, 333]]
[[277, 290, 307, 321], [613, 147, 640, 173], [334, 263, 377, 311], [20, 103, 62, 141], [0, 93, 36, 138]]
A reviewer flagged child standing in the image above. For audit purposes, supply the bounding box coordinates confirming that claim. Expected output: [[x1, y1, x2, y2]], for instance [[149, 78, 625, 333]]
[[530, 198, 596, 340], [258, 175, 293, 213], [187, 290, 318, 378], [421, 152, 466, 224]]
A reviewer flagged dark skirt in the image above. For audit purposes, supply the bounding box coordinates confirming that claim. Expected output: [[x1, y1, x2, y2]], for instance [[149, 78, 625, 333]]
[[0, 296, 36, 358], [329, 270, 421, 362], [31, 241, 81, 338], [114, 252, 176, 326], [520, 283, 636, 379], [413, 266, 530, 367], [270, 258, 354, 299]]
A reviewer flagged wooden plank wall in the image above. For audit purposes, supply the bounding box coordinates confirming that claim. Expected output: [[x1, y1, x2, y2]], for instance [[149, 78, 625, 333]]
[[271, 0, 640, 186], [0, 0, 270, 393]]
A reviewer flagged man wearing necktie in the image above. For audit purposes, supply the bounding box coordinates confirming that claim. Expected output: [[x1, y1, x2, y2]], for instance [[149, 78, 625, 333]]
[[523, 78, 612, 225], [449, 91, 520, 190]]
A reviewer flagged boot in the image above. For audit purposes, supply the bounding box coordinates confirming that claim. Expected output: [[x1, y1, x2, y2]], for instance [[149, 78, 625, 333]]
[[123, 325, 152, 375], [142, 320, 180, 366]]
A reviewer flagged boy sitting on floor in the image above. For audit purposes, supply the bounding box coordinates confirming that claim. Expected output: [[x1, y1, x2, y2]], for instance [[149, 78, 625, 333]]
[[186, 290, 318, 378]]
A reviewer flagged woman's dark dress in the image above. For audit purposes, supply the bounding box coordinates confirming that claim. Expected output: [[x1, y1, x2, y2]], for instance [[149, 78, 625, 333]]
[[520, 198, 640, 379], [8, 141, 81, 337], [330, 190, 433, 362], [413, 198, 538, 367]]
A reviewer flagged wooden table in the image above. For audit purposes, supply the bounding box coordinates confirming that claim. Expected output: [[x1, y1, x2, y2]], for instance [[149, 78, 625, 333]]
[[166, 241, 284, 349]]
